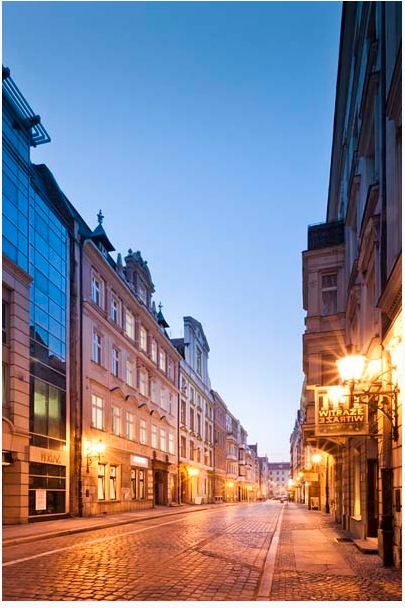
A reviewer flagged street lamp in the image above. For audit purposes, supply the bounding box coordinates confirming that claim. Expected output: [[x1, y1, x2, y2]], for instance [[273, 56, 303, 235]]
[[336, 353, 400, 567], [85, 439, 106, 473], [336, 354, 399, 441]]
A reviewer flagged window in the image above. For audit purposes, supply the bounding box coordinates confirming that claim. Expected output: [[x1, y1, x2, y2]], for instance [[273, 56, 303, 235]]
[[98, 464, 106, 500], [167, 358, 174, 380], [92, 331, 102, 364], [110, 465, 117, 500], [139, 469, 146, 499], [91, 273, 102, 307], [190, 407, 195, 431], [126, 411, 135, 440], [181, 435, 186, 458], [160, 386, 166, 409], [159, 349, 166, 372], [197, 412, 201, 435], [168, 432, 174, 455], [111, 405, 121, 435], [140, 326, 147, 351], [91, 394, 104, 429], [160, 428, 166, 452], [138, 281, 147, 305], [110, 294, 119, 324], [140, 419, 147, 445], [190, 440, 195, 461], [151, 378, 158, 404], [151, 424, 158, 449], [321, 274, 337, 315], [125, 310, 135, 340], [196, 347, 202, 376], [126, 359, 134, 387], [111, 346, 119, 377], [151, 339, 157, 363], [139, 368, 148, 397], [181, 400, 186, 425]]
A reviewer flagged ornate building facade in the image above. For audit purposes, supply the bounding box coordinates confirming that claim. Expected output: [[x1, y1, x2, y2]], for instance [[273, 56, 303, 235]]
[[295, 2, 402, 569]]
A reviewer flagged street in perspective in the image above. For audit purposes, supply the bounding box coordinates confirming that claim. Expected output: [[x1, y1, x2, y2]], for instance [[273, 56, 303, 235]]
[[2, 502, 402, 602], [2, 2, 402, 603]]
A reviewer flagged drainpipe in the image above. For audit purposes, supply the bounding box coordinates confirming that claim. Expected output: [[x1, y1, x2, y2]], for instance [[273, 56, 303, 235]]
[[378, 3, 394, 569]]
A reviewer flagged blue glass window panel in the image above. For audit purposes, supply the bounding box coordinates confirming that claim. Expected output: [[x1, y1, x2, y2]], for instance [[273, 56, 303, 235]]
[[34, 287, 48, 312], [2, 172, 18, 204], [17, 250, 28, 272], [33, 211, 48, 238], [35, 231, 49, 257], [3, 215, 18, 243], [32, 325, 49, 347], [18, 232, 28, 255], [17, 187, 29, 211], [34, 250, 50, 276], [3, 198, 18, 225], [49, 298, 62, 323], [33, 270, 49, 295], [2, 236, 17, 265], [34, 305, 49, 331], [48, 282, 62, 306], [18, 212, 28, 235]]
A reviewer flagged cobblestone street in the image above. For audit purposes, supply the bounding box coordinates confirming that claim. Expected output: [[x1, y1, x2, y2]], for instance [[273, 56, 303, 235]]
[[2, 502, 402, 601]]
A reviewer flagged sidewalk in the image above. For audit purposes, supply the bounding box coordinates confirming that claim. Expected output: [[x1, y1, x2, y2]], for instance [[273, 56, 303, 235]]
[[3, 502, 402, 601], [269, 502, 402, 602]]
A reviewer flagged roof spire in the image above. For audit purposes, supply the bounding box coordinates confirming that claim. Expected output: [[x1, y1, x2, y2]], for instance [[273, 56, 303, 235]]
[[97, 209, 104, 225]]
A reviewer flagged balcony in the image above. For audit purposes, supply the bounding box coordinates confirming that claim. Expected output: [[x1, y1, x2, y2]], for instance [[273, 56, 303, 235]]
[[307, 220, 344, 251]]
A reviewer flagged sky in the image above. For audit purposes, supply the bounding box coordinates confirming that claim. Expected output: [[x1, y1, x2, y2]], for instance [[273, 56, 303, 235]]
[[2, 0, 342, 461]]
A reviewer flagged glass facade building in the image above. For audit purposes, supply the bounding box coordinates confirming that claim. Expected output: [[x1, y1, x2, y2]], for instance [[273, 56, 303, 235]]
[[2, 68, 69, 521]]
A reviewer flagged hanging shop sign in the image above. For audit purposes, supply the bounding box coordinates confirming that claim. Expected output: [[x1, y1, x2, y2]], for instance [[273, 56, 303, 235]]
[[314, 386, 368, 437]]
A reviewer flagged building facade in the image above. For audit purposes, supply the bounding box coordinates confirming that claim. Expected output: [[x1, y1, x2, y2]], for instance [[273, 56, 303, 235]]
[[173, 317, 214, 504], [296, 2, 402, 569], [81, 223, 181, 515], [2, 68, 75, 523], [211, 389, 227, 502]]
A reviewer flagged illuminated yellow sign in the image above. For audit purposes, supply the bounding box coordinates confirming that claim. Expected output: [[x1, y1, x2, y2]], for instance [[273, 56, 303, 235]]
[[314, 386, 368, 437]]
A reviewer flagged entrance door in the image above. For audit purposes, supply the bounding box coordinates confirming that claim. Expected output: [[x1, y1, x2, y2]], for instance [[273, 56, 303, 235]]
[[367, 459, 378, 537], [154, 470, 166, 506]]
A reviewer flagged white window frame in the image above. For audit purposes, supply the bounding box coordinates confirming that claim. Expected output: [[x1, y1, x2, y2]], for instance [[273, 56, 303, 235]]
[[111, 405, 121, 435], [151, 339, 157, 363], [125, 309, 135, 340], [139, 368, 148, 397], [160, 428, 166, 452], [140, 419, 147, 445], [151, 423, 158, 449], [126, 411, 135, 441], [126, 359, 134, 387], [168, 432, 175, 455], [92, 330, 102, 365], [91, 273, 102, 307], [110, 294, 119, 324], [159, 349, 166, 372], [111, 346, 119, 377], [140, 326, 147, 351], [92, 394, 104, 429]]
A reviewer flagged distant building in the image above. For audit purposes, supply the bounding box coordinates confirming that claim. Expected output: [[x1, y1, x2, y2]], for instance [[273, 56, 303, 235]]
[[172, 317, 214, 504], [268, 462, 290, 497]]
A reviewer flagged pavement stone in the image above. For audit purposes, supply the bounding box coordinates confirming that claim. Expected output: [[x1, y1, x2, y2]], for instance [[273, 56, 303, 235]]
[[2, 501, 402, 601]]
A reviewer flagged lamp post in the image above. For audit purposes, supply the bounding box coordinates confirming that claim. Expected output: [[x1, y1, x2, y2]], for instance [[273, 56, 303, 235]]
[[336, 352, 399, 567], [85, 439, 106, 473]]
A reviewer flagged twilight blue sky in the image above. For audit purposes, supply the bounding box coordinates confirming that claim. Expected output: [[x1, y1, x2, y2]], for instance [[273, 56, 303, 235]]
[[2, 1, 342, 461]]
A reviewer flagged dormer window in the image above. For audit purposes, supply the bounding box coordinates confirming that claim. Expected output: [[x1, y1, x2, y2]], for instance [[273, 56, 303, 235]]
[[138, 281, 147, 305], [196, 347, 202, 376]]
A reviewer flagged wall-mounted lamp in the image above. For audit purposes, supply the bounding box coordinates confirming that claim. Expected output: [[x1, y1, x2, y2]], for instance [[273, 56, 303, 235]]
[[336, 354, 399, 442], [85, 439, 106, 473]]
